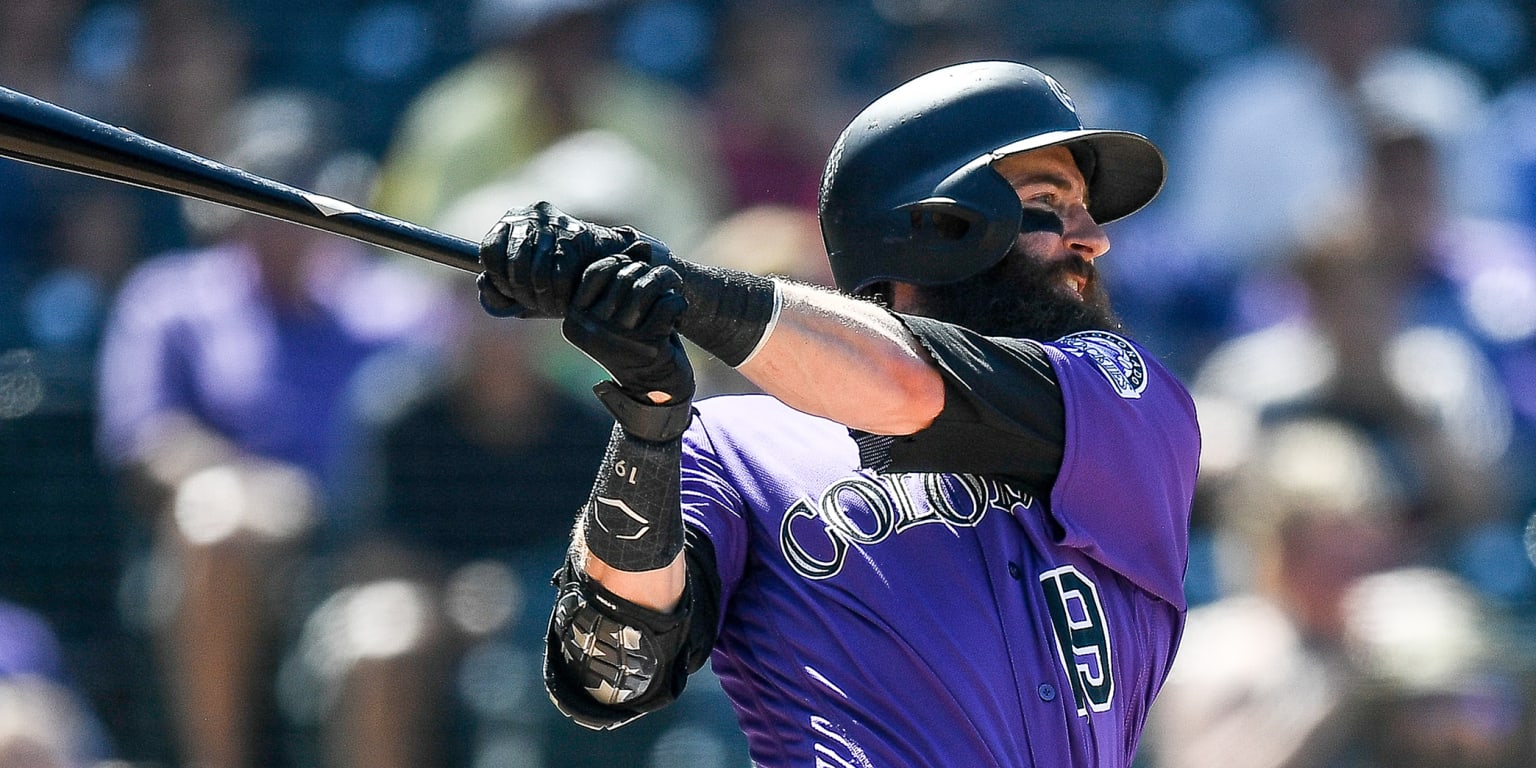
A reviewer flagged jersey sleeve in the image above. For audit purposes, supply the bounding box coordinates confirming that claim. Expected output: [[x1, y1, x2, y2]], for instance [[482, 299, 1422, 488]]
[[873, 314, 1066, 494], [1040, 331, 1201, 609], [678, 414, 750, 636], [885, 315, 1199, 609]]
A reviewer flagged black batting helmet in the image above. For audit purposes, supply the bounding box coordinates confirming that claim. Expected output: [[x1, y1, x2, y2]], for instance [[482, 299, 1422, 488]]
[[818, 60, 1166, 294]]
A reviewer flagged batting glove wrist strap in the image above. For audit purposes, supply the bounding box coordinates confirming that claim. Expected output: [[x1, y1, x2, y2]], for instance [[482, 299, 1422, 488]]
[[581, 422, 686, 572], [592, 380, 693, 444]]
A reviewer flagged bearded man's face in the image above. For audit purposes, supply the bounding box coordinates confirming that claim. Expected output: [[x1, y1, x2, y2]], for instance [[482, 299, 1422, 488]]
[[901, 239, 1122, 340]]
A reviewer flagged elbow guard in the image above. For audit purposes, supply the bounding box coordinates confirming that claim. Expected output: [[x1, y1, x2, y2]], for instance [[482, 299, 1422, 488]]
[[543, 559, 694, 730]]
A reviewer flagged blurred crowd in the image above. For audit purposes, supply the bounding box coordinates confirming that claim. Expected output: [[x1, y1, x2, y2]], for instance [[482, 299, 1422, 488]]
[[2, 0, 1536, 766]]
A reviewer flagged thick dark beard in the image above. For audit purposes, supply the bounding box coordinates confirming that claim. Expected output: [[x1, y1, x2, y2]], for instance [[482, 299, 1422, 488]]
[[901, 243, 1122, 341]]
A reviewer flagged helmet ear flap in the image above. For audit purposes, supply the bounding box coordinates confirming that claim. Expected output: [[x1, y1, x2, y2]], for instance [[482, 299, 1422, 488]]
[[890, 191, 1017, 284], [906, 157, 1022, 279]]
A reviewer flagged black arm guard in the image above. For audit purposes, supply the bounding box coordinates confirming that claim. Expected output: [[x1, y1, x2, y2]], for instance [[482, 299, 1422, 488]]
[[543, 541, 720, 730], [582, 397, 689, 572]]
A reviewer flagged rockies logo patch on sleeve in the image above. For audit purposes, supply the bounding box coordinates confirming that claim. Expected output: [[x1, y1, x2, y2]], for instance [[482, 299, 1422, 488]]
[[1057, 331, 1147, 399]]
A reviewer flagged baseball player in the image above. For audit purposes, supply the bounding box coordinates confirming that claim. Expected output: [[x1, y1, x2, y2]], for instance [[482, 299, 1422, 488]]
[[476, 61, 1200, 767]]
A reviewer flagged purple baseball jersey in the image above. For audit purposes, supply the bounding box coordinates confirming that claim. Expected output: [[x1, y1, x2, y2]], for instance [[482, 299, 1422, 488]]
[[680, 329, 1199, 767]]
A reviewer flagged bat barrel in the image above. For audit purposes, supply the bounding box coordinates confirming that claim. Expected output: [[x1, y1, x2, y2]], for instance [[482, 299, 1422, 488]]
[[0, 86, 481, 274]]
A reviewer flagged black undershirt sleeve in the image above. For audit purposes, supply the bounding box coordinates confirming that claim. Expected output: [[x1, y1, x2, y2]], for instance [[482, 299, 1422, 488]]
[[680, 527, 722, 671], [852, 313, 1066, 496]]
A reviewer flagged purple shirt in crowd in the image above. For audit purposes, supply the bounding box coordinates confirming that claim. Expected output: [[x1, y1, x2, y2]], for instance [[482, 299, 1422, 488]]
[[680, 327, 1200, 767], [97, 241, 448, 495]]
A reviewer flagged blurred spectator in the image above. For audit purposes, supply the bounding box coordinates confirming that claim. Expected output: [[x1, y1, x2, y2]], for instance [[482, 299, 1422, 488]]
[[1196, 235, 1512, 542], [135, 0, 252, 158], [0, 362, 132, 761], [1193, 123, 1525, 570], [225, 0, 473, 157], [1, 0, 162, 401], [289, 305, 748, 767], [1143, 416, 1412, 768], [18, 185, 147, 412], [1353, 123, 1536, 517], [706, 0, 849, 211], [0, 600, 115, 768], [1, 6, 165, 760], [0, 0, 87, 352], [370, 0, 724, 249], [1163, 0, 1490, 295], [299, 310, 602, 768], [95, 90, 449, 768], [1339, 567, 1534, 768]]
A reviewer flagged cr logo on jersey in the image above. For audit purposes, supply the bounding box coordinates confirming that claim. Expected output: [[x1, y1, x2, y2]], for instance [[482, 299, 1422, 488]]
[[1040, 565, 1115, 716], [1057, 330, 1146, 399]]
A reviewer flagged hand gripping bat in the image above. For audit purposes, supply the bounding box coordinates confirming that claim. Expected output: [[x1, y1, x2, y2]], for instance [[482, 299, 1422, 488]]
[[0, 86, 480, 275]]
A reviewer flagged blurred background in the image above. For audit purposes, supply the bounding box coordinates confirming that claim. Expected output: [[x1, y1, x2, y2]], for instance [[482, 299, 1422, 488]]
[[4, 0, 1536, 766]]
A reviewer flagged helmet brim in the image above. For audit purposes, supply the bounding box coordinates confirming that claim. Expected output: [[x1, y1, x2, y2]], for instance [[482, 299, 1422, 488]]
[[992, 129, 1166, 225]]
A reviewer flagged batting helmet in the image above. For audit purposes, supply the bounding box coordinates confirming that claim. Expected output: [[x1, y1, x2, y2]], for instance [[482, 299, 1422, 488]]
[[818, 60, 1166, 294]]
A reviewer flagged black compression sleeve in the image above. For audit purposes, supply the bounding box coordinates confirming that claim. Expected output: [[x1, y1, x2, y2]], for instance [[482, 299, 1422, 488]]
[[655, 254, 779, 367], [857, 314, 1066, 494]]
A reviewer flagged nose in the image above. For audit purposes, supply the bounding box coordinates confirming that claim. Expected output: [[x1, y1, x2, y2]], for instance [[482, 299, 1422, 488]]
[[1062, 205, 1110, 261]]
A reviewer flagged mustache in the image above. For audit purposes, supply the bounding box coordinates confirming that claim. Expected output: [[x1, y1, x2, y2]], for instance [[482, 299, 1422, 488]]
[[1046, 255, 1095, 282], [1041, 255, 1103, 300], [903, 244, 1122, 340]]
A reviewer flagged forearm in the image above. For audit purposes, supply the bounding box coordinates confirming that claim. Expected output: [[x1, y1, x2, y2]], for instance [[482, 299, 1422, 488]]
[[735, 281, 944, 435], [476, 211, 945, 434], [649, 250, 943, 435]]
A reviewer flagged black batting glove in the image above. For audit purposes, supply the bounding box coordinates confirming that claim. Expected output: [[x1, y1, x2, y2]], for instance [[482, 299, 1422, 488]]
[[479, 203, 776, 371], [564, 256, 695, 405], [477, 201, 640, 319]]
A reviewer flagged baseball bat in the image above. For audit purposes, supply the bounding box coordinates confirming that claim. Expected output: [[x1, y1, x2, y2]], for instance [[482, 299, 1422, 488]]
[[0, 86, 480, 274]]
